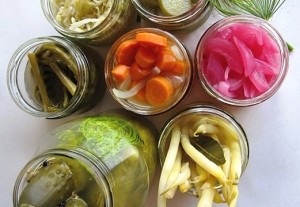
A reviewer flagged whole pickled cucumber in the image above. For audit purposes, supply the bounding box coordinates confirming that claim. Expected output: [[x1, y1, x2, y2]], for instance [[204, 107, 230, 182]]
[[19, 162, 75, 207]]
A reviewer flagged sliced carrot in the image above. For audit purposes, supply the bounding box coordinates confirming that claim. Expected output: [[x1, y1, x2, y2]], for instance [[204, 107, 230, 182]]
[[116, 40, 140, 66], [111, 64, 130, 83], [172, 60, 187, 75], [131, 81, 148, 103], [130, 62, 152, 81], [135, 46, 156, 69], [145, 75, 174, 106], [136, 32, 168, 47], [155, 49, 177, 71]]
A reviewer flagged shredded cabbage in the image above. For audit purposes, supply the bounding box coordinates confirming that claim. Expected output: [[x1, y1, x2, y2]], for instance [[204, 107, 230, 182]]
[[52, 0, 113, 32]]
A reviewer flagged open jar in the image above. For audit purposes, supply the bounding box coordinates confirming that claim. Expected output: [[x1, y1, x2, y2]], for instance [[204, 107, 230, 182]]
[[195, 15, 289, 106], [158, 104, 249, 206], [131, 0, 212, 31], [13, 110, 158, 207], [7, 36, 105, 119], [40, 0, 137, 45], [105, 28, 193, 115]]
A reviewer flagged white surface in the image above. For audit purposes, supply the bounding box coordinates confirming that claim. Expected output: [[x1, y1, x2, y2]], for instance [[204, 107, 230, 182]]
[[0, 1, 299, 206]]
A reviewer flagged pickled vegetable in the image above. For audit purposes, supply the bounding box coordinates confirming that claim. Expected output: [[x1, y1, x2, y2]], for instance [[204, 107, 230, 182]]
[[111, 32, 188, 107], [52, 0, 113, 32], [18, 111, 158, 207], [19, 156, 101, 207], [138, 0, 201, 16], [200, 22, 281, 100], [158, 114, 245, 207], [27, 43, 78, 112]]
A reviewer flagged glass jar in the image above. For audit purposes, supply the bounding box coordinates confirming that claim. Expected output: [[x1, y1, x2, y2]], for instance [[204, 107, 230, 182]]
[[105, 28, 193, 115], [7, 36, 105, 119], [158, 104, 249, 204], [13, 110, 158, 207], [40, 0, 137, 45], [131, 0, 212, 31], [195, 15, 289, 106]]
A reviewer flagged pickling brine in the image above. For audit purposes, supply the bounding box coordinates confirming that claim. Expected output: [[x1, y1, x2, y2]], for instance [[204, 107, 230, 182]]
[[195, 15, 289, 106], [13, 110, 158, 207]]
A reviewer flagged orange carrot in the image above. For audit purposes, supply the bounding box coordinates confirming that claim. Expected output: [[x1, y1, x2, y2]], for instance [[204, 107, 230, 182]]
[[111, 64, 130, 83], [136, 32, 168, 47], [131, 81, 148, 103], [155, 49, 177, 71], [116, 40, 140, 66], [145, 75, 174, 106], [135, 46, 156, 69], [130, 62, 152, 81], [172, 60, 187, 75]]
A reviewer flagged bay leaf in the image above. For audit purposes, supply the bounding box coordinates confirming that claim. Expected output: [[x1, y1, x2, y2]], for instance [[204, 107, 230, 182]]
[[190, 134, 225, 165]]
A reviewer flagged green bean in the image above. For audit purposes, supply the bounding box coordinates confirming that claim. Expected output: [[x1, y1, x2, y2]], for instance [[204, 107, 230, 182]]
[[197, 176, 216, 207], [162, 148, 182, 199], [38, 43, 78, 77], [158, 124, 181, 207], [27, 53, 51, 112], [180, 127, 227, 185], [48, 60, 77, 96]]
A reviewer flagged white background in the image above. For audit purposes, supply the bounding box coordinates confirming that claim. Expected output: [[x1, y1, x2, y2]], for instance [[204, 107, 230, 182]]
[[0, 1, 299, 206]]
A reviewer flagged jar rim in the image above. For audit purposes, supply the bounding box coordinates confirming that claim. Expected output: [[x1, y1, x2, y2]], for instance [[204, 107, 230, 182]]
[[131, 0, 211, 30], [158, 104, 249, 176], [6, 36, 90, 118], [195, 15, 289, 106], [40, 0, 120, 38], [13, 148, 113, 207], [104, 27, 193, 115]]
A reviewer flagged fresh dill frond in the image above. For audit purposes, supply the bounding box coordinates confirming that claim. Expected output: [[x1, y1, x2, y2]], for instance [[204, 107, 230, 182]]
[[209, 0, 286, 20]]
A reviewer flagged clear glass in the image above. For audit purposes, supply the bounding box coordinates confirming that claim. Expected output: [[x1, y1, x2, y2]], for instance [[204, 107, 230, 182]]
[[195, 15, 289, 106], [158, 104, 249, 195], [7, 36, 105, 119], [131, 0, 212, 31], [105, 28, 193, 115], [41, 0, 137, 45], [13, 110, 158, 207]]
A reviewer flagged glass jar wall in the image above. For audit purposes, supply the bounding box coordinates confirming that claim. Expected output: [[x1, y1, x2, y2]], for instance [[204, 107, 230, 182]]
[[13, 110, 158, 207]]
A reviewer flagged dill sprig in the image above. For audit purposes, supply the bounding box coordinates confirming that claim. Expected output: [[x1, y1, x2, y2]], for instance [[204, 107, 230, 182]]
[[209, 0, 286, 20]]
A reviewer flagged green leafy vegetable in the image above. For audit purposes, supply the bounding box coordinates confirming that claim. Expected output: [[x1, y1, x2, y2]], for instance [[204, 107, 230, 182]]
[[190, 134, 225, 165], [58, 116, 144, 158], [209, 0, 285, 20]]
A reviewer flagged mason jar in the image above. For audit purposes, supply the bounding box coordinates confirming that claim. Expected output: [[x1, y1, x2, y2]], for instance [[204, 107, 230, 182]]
[[7, 36, 105, 119], [13, 110, 158, 207], [105, 28, 193, 115], [131, 0, 212, 31], [195, 15, 289, 106], [40, 0, 137, 45], [158, 104, 249, 205]]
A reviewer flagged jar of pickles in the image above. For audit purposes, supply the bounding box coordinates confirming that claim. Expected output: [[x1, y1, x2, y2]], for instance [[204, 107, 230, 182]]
[[105, 28, 193, 115], [13, 110, 158, 207], [7, 36, 105, 119], [40, 0, 137, 45], [195, 15, 289, 106], [157, 104, 249, 206], [131, 0, 212, 31]]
